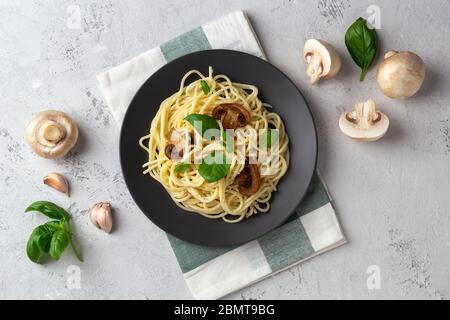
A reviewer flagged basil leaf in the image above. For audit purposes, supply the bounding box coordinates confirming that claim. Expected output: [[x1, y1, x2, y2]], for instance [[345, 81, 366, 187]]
[[175, 163, 190, 173], [27, 237, 45, 264], [26, 222, 61, 263], [198, 152, 230, 183], [345, 17, 378, 81], [185, 114, 220, 139], [200, 80, 210, 95], [25, 201, 70, 221], [49, 229, 69, 261]]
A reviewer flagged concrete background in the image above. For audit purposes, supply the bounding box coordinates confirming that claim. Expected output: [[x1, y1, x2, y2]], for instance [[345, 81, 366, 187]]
[[0, 0, 449, 299]]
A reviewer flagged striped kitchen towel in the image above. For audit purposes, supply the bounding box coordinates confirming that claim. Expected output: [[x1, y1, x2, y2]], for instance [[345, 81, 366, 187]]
[[97, 10, 346, 299]]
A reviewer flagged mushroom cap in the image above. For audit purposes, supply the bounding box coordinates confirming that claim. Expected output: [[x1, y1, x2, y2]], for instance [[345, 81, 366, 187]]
[[303, 39, 342, 79], [339, 99, 390, 142], [26, 110, 78, 159], [377, 51, 426, 99]]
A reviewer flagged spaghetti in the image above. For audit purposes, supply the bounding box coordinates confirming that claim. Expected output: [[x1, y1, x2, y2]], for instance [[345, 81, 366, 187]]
[[139, 68, 289, 223]]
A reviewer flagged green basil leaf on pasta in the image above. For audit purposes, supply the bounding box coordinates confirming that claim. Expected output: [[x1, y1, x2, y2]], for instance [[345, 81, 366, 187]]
[[345, 17, 378, 81], [185, 114, 220, 139], [200, 80, 210, 95], [175, 163, 190, 173], [199, 152, 230, 183], [25, 201, 71, 221]]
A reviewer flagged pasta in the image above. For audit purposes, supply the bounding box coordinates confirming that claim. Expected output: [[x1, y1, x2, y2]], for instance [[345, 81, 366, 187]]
[[139, 68, 289, 223]]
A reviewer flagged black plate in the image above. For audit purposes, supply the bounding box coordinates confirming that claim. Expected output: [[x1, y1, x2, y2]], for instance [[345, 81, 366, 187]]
[[120, 50, 317, 246]]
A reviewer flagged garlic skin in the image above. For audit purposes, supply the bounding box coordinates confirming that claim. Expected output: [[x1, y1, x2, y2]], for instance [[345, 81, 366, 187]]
[[90, 202, 113, 233], [43, 173, 69, 196]]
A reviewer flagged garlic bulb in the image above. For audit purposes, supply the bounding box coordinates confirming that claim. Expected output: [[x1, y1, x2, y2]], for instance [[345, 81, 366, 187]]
[[90, 202, 113, 233]]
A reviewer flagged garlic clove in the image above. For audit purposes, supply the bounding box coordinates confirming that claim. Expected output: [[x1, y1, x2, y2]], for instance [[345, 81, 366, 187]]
[[43, 173, 69, 196], [90, 202, 113, 233]]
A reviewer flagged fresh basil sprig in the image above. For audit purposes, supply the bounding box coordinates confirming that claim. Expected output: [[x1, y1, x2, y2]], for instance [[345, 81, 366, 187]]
[[25, 201, 82, 264], [200, 80, 210, 95], [198, 151, 230, 183], [185, 114, 219, 139], [345, 17, 378, 81]]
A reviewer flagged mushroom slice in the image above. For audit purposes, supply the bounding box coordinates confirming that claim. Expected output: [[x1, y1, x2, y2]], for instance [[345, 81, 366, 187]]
[[303, 39, 341, 84], [235, 163, 261, 196], [26, 110, 78, 159], [212, 103, 252, 130], [165, 128, 193, 160], [339, 99, 389, 141]]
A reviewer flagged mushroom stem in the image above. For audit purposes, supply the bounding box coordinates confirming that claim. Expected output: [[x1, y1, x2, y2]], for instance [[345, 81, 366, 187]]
[[43, 122, 65, 143], [306, 54, 323, 84], [354, 99, 379, 130]]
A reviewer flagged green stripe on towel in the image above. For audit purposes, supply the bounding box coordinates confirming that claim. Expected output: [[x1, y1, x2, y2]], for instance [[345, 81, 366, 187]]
[[295, 173, 330, 217], [167, 234, 235, 273], [259, 219, 314, 272], [160, 27, 212, 62]]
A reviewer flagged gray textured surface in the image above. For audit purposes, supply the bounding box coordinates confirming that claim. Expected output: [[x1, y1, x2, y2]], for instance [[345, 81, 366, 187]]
[[0, 0, 449, 300]]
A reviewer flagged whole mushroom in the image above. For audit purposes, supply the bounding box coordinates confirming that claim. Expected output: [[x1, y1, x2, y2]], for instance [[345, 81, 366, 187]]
[[377, 50, 426, 99], [26, 110, 78, 159]]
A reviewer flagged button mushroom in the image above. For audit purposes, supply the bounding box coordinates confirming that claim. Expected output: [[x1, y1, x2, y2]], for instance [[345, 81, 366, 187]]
[[303, 39, 342, 84], [26, 110, 78, 159], [235, 163, 261, 196], [165, 128, 193, 160], [377, 50, 426, 99], [212, 103, 252, 129], [339, 99, 389, 141]]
